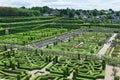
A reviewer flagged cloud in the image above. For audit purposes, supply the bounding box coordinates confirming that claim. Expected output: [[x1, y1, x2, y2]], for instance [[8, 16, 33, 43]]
[[0, 0, 120, 10]]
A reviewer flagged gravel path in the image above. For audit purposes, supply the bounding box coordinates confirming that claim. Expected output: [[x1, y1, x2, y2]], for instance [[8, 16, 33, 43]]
[[67, 71, 73, 79], [30, 29, 85, 48], [97, 33, 118, 80], [105, 65, 114, 80], [105, 65, 120, 80], [29, 61, 53, 80]]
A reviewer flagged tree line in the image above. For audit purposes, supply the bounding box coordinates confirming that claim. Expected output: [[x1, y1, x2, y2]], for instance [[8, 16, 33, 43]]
[[0, 6, 120, 18], [0, 7, 40, 16]]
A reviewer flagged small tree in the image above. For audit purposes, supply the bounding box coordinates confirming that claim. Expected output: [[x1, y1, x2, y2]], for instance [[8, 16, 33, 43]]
[[112, 67, 118, 77], [78, 54, 80, 60], [98, 42, 102, 46], [73, 70, 77, 79], [46, 57, 49, 63], [40, 50, 43, 56], [90, 50, 94, 53], [102, 60, 106, 70], [63, 69, 66, 77], [17, 74, 21, 80], [4, 45, 7, 51], [114, 76, 120, 80], [17, 61, 20, 68], [35, 49, 38, 55], [2, 61, 7, 68], [63, 67, 68, 77], [53, 56, 58, 63], [69, 11, 74, 18]]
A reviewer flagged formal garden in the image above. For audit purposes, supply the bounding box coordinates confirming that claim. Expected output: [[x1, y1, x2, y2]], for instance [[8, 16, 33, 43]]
[[45, 32, 112, 54], [0, 48, 106, 80], [0, 28, 72, 45], [0, 16, 120, 80], [111, 34, 120, 57]]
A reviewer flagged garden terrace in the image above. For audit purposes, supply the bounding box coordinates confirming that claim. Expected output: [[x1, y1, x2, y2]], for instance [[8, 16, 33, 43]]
[[0, 19, 55, 29], [0, 16, 61, 36], [0, 48, 105, 80], [45, 32, 112, 54], [0, 49, 53, 80], [33, 56, 105, 80], [0, 16, 57, 23], [31, 29, 85, 48], [49, 19, 120, 29], [111, 33, 120, 57], [0, 50, 54, 70], [0, 28, 72, 45]]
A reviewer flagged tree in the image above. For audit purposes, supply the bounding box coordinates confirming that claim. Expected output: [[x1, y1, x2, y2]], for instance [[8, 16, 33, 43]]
[[102, 60, 106, 70], [92, 9, 99, 16], [109, 9, 114, 13], [20, 6, 26, 9], [112, 67, 118, 77], [98, 42, 102, 46], [63, 69, 67, 77], [46, 57, 49, 63], [114, 76, 120, 80], [42, 6, 51, 13], [63, 66, 69, 77], [17, 74, 21, 80], [69, 11, 74, 18], [4, 45, 7, 51], [35, 49, 38, 55], [53, 56, 58, 63], [78, 54, 80, 60], [17, 62, 20, 68], [73, 70, 77, 79], [75, 10, 80, 15], [2, 61, 7, 68]]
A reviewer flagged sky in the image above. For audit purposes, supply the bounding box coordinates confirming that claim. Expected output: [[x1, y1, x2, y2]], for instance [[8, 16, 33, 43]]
[[0, 0, 120, 10]]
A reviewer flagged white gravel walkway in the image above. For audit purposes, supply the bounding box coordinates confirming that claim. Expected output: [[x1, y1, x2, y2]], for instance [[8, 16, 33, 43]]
[[98, 33, 118, 55]]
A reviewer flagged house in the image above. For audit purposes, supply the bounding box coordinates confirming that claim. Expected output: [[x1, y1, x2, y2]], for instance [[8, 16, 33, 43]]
[[50, 10, 59, 16], [79, 13, 88, 19], [74, 14, 79, 19], [43, 13, 50, 16], [62, 15, 69, 19], [111, 16, 120, 22]]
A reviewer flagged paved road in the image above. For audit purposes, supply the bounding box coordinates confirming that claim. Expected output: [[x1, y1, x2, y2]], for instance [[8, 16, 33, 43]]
[[98, 33, 118, 55]]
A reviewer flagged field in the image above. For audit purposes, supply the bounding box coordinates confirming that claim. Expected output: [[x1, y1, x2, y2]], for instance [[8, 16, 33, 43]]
[[45, 32, 112, 54]]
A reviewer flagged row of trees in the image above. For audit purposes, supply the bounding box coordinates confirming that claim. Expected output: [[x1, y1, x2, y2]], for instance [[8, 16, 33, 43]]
[[0, 7, 40, 16], [0, 6, 120, 18]]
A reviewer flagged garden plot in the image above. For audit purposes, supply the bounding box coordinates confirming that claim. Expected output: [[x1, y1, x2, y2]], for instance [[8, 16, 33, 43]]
[[0, 49, 55, 80], [0, 49, 55, 70], [45, 32, 112, 54], [0, 49, 105, 80], [111, 34, 120, 57], [34, 56, 105, 80], [0, 28, 70, 45]]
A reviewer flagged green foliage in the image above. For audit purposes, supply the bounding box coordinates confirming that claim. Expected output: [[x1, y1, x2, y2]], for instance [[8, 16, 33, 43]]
[[114, 76, 120, 80], [0, 7, 40, 17]]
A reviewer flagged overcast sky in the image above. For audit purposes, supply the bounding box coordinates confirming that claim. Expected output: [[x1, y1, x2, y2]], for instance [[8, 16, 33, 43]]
[[0, 0, 120, 10]]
